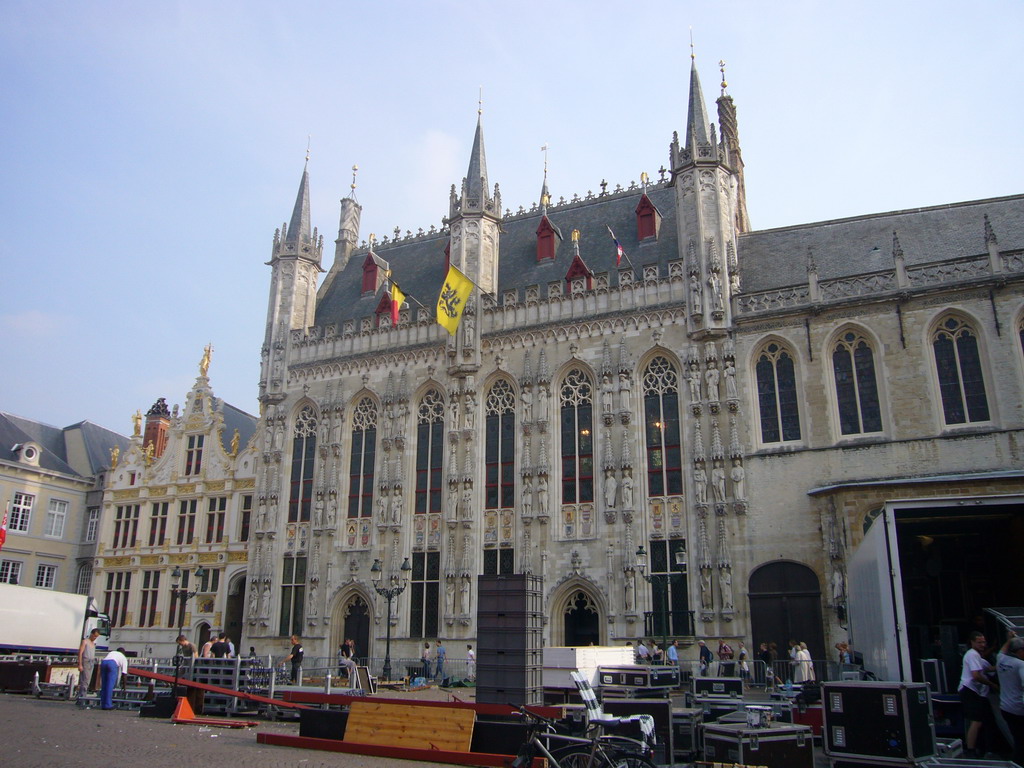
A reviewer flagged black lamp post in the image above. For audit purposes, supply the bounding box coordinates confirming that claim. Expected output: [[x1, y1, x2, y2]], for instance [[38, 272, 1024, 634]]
[[370, 556, 411, 682], [634, 545, 680, 655], [170, 564, 206, 697]]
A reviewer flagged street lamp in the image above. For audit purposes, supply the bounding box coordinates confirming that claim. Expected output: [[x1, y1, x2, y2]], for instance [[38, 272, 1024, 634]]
[[634, 545, 684, 654], [370, 556, 411, 682], [170, 564, 206, 697]]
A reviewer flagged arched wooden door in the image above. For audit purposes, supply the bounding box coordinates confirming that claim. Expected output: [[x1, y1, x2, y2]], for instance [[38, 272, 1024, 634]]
[[563, 590, 601, 647], [748, 562, 825, 662], [341, 596, 370, 663]]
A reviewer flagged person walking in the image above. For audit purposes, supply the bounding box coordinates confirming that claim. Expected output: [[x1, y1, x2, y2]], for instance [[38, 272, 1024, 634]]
[[282, 635, 304, 684], [434, 640, 447, 680], [99, 647, 130, 710], [421, 642, 432, 680], [698, 640, 713, 676], [958, 631, 998, 758], [77, 629, 101, 705], [997, 631, 1024, 766], [466, 644, 476, 681]]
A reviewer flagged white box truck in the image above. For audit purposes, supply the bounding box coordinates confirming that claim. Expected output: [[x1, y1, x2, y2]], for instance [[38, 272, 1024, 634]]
[[0, 583, 110, 655]]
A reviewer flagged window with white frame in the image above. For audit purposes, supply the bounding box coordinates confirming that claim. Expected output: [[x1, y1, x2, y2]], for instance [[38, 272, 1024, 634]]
[[9, 492, 33, 532], [44, 499, 68, 538], [76, 563, 92, 595], [85, 507, 100, 542], [35, 563, 57, 589], [0, 560, 22, 584]]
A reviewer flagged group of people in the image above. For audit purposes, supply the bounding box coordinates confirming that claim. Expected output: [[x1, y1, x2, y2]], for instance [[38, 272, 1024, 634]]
[[958, 629, 1024, 763]]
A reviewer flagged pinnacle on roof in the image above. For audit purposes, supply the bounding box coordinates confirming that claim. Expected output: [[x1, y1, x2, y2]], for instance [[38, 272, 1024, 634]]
[[286, 159, 312, 245], [465, 112, 489, 202], [684, 59, 713, 150]]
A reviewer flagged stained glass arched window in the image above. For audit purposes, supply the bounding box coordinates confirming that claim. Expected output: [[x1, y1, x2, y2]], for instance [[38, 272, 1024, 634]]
[[643, 357, 683, 496], [755, 343, 801, 443], [485, 380, 516, 509], [347, 398, 377, 518], [288, 405, 317, 523], [832, 331, 882, 435], [933, 316, 989, 424], [560, 369, 594, 504]]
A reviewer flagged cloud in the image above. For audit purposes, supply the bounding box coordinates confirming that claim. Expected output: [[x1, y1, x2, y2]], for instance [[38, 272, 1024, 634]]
[[1, 310, 68, 336]]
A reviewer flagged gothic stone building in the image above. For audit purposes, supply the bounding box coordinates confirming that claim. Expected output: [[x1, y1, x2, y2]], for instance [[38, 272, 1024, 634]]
[[245, 61, 1024, 670], [98, 360, 257, 656]]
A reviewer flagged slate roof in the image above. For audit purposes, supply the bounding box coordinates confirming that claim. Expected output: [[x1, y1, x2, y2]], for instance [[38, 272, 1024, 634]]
[[0, 412, 130, 477], [315, 182, 1023, 329], [315, 184, 679, 328], [738, 194, 1024, 292], [216, 400, 258, 454]]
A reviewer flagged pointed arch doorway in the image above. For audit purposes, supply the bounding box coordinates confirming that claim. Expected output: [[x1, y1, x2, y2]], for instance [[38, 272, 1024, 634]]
[[563, 590, 601, 647], [331, 594, 371, 663]]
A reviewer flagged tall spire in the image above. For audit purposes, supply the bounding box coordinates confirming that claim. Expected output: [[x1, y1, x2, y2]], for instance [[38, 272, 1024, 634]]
[[465, 109, 489, 203], [539, 143, 550, 211], [685, 59, 713, 150], [286, 155, 312, 246]]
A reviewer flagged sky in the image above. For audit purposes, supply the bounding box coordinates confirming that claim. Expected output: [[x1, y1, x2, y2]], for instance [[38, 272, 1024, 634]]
[[2, 0, 1022, 436]]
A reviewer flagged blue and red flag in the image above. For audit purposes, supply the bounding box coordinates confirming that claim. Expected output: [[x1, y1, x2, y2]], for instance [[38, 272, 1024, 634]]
[[606, 225, 625, 266]]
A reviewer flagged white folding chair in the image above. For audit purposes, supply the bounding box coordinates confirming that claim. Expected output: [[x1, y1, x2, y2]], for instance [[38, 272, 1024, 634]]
[[570, 670, 656, 746]]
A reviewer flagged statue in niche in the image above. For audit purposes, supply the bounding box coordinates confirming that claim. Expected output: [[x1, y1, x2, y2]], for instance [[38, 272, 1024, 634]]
[[314, 498, 324, 527], [259, 583, 271, 618], [521, 477, 533, 515], [248, 582, 259, 618], [537, 476, 549, 513], [724, 361, 738, 399], [720, 567, 734, 611], [445, 577, 457, 615], [689, 273, 703, 312], [711, 460, 727, 502], [601, 375, 615, 417], [377, 494, 388, 523], [620, 469, 633, 510], [459, 577, 470, 614], [687, 362, 702, 402], [307, 582, 319, 617], [537, 386, 548, 421], [624, 569, 635, 613], [461, 485, 473, 519], [464, 312, 475, 345], [618, 372, 631, 414], [705, 360, 721, 401], [694, 466, 708, 504], [391, 491, 403, 525], [521, 387, 532, 422], [832, 570, 846, 604], [700, 568, 713, 610], [447, 486, 458, 519], [604, 469, 617, 508], [708, 272, 723, 311], [730, 458, 746, 500], [465, 393, 476, 430]]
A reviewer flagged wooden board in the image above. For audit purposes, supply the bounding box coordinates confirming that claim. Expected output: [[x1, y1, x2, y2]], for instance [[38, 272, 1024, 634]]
[[344, 701, 475, 752], [258, 731, 547, 768]]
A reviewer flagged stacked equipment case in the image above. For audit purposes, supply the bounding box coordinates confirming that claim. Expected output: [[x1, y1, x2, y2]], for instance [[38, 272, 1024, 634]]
[[475, 574, 543, 706]]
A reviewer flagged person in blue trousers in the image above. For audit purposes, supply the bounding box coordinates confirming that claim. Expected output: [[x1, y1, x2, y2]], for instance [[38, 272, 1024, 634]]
[[434, 641, 446, 680], [99, 648, 130, 710]]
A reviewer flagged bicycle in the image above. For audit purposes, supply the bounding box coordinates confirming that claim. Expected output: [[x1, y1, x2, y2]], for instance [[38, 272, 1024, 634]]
[[511, 705, 657, 768]]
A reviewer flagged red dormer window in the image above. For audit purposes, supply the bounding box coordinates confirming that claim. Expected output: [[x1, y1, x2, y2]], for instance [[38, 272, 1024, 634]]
[[536, 216, 560, 262], [564, 251, 593, 293], [636, 194, 660, 241], [373, 292, 393, 328], [361, 252, 380, 294]]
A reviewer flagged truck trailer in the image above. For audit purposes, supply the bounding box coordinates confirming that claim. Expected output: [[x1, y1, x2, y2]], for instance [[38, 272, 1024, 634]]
[[0, 582, 110, 655]]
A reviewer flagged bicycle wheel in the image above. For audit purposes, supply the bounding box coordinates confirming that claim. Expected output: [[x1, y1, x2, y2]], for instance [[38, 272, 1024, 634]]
[[610, 756, 656, 768], [550, 746, 597, 768]]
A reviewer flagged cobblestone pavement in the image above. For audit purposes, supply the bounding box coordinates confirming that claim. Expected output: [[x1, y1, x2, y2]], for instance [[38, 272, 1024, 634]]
[[0, 693, 455, 768]]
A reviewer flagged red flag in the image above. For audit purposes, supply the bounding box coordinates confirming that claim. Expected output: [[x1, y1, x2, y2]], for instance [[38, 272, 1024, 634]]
[[0, 502, 8, 551]]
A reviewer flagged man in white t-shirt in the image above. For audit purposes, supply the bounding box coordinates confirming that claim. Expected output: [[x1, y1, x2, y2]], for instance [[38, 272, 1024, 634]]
[[958, 631, 998, 758], [997, 632, 1024, 766]]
